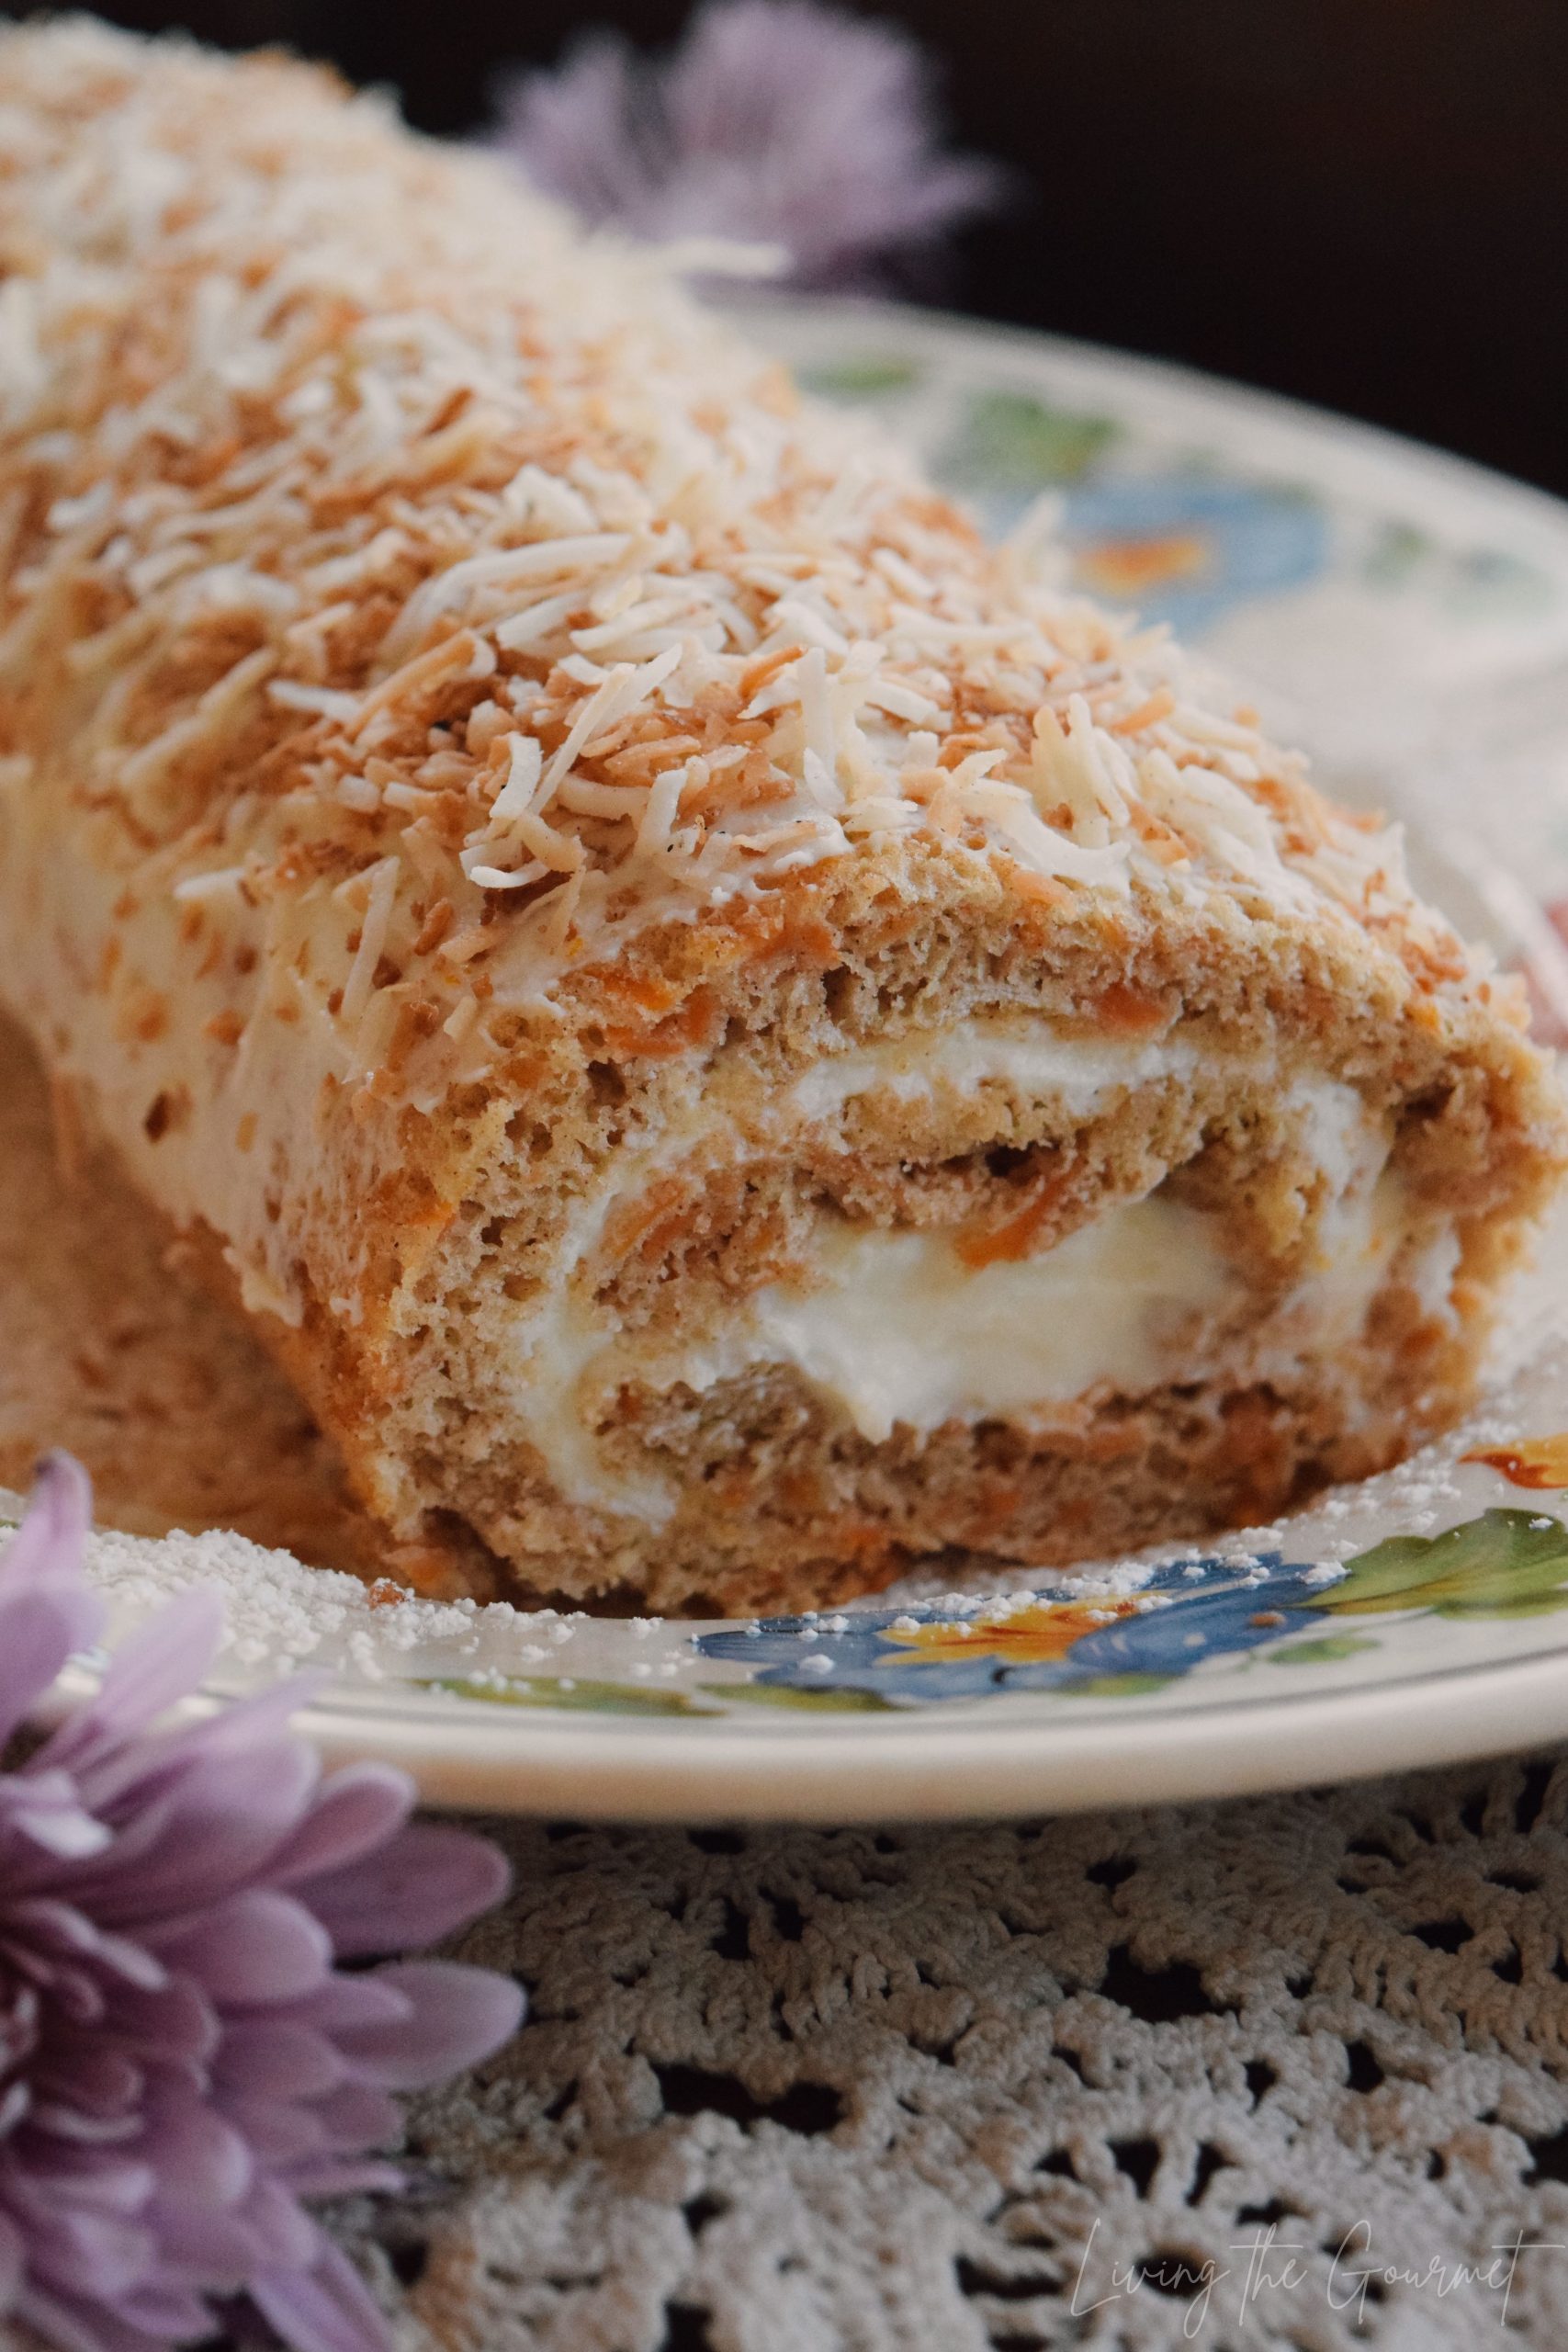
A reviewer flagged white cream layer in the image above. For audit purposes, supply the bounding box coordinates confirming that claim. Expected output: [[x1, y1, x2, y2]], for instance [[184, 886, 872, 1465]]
[[784, 1023, 1198, 1120], [500, 1031, 1424, 1524], [710, 1196, 1236, 1444], [631, 1168, 1418, 1452], [505, 1019, 1210, 1515], [513, 1194, 1241, 1524]]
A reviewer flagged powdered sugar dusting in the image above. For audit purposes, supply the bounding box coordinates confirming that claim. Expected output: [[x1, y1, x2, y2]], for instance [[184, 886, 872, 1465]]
[[6, 1310, 1565, 1712]]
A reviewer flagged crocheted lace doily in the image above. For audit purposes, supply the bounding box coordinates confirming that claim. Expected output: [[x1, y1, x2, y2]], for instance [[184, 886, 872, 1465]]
[[318, 1747, 1568, 2351]]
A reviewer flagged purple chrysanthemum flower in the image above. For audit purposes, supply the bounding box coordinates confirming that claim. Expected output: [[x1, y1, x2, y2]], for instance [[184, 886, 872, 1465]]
[[488, 0, 1006, 290], [0, 1453, 523, 2352]]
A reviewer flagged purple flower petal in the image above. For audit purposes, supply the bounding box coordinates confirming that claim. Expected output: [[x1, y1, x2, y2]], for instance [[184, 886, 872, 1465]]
[[61, 1683, 322, 1819], [64, 1674, 328, 1820], [297, 2081, 404, 2154], [72, 1741, 325, 1924], [274, 2157, 404, 2199], [289, 1973, 414, 2035], [301, 1820, 512, 1955], [1, 1451, 94, 1591], [250, 2238, 392, 2352], [1, 1767, 112, 1862], [146, 1891, 332, 2005], [24, 2096, 143, 2145], [146, 2174, 320, 2278], [117, 2282, 219, 2342], [0, 1452, 517, 2348], [338, 1962, 524, 2089], [132, 2088, 254, 2204], [0, 1592, 98, 1746], [0, 2211, 24, 2302], [3, 2187, 152, 2297], [6, 2143, 154, 2210], [39, 1589, 225, 1767], [14, 2275, 166, 2352], [5, 1899, 169, 1996], [211, 2020, 348, 2102], [28, 2041, 144, 2121], [96, 1973, 218, 2067], [266, 1765, 414, 1889], [220, 2083, 399, 2169], [134, 2197, 270, 2288]]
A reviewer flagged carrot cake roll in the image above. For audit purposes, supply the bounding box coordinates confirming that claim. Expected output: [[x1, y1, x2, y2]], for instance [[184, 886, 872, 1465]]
[[0, 21, 1563, 1612]]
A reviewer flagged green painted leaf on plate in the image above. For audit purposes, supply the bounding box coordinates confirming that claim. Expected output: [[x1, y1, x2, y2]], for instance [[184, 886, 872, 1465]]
[[800, 355, 921, 401], [1450, 547, 1557, 620], [942, 390, 1118, 492], [1058, 1672, 1175, 1699], [1322, 1510, 1568, 1620], [1268, 1634, 1381, 1666], [1362, 520, 1431, 587], [695, 1680, 898, 1713]]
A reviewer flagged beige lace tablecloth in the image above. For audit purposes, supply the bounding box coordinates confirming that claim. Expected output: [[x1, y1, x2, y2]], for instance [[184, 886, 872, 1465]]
[[314, 1747, 1568, 2351]]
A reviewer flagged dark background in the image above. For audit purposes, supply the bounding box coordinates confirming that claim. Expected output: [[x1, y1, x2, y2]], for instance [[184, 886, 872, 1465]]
[[35, 0, 1568, 498]]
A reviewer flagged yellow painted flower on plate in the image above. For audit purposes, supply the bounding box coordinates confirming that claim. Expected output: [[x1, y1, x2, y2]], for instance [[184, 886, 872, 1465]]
[[1464, 1432, 1568, 1489], [880, 1597, 1144, 1668]]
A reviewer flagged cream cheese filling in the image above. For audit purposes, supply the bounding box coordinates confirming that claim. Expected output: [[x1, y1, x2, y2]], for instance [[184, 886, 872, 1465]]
[[510, 1195, 1243, 1526], [500, 1032, 1424, 1526], [627, 1170, 1418, 1452], [682, 1195, 1239, 1445], [784, 1022, 1199, 1119]]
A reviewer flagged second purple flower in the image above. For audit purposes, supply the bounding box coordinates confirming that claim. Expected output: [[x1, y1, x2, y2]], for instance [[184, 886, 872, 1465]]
[[0, 1454, 523, 2352], [489, 0, 1006, 289]]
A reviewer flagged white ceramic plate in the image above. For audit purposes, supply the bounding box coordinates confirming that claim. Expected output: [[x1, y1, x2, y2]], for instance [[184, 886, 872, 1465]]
[[27, 297, 1568, 1820]]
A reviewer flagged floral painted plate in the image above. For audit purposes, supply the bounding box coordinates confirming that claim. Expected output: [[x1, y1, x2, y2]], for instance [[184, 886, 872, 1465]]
[[29, 298, 1568, 1820]]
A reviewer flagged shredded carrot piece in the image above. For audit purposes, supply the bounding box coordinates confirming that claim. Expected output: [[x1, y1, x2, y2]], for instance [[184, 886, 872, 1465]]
[[1088, 981, 1168, 1036], [1111, 688, 1176, 734]]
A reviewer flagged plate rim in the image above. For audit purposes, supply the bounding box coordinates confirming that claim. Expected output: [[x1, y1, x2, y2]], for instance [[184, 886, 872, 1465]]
[[292, 1639, 1568, 1820]]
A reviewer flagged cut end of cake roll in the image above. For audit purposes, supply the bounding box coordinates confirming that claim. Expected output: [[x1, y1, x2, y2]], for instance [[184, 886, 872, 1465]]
[[0, 21, 1564, 1613], [323, 837, 1564, 1615]]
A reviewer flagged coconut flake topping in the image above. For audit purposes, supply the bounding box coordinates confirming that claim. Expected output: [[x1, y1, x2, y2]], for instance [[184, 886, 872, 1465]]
[[0, 19, 1474, 1090]]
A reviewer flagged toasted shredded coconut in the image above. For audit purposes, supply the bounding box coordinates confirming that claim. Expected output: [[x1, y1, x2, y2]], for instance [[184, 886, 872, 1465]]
[[338, 855, 400, 1025], [0, 15, 1482, 1088]]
